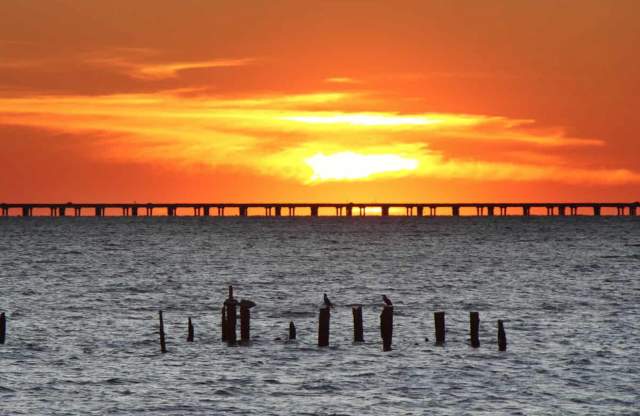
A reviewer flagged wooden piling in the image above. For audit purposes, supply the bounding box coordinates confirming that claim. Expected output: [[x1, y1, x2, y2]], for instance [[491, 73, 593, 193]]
[[289, 321, 296, 340], [380, 305, 393, 351], [221, 306, 227, 342], [498, 320, 507, 351], [434, 311, 445, 345], [224, 297, 237, 345], [470, 311, 480, 348], [158, 310, 167, 353], [0, 312, 5, 344], [352, 306, 364, 343], [318, 307, 330, 347], [240, 304, 250, 343], [187, 317, 194, 342]]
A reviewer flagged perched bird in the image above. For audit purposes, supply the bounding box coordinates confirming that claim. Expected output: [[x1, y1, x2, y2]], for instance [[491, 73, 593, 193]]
[[323, 293, 334, 308], [382, 295, 393, 306], [240, 299, 256, 308]]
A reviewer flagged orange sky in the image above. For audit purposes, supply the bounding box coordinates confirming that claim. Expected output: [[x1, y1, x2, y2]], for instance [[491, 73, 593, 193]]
[[1, 0, 639, 202]]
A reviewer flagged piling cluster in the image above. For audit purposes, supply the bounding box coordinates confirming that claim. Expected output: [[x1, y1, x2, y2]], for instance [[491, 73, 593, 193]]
[[155, 286, 509, 354]]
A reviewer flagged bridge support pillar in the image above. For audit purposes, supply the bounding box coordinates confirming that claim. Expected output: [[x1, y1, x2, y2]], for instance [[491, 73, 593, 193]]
[[239, 206, 248, 217], [59, 207, 66, 217], [487, 206, 494, 216], [630, 206, 637, 216], [203, 206, 210, 216], [310, 206, 318, 217], [593, 206, 601, 216], [558, 206, 566, 216], [416, 206, 424, 217], [452, 206, 460, 216], [131, 207, 138, 216], [95, 207, 103, 217], [430, 207, 437, 216], [523, 206, 531, 216], [381, 206, 389, 216], [1, 206, 8, 216], [275, 206, 282, 217], [346, 205, 353, 217]]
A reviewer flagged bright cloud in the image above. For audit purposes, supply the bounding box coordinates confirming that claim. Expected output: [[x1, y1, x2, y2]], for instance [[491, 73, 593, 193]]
[[0, 90, 636, 186]]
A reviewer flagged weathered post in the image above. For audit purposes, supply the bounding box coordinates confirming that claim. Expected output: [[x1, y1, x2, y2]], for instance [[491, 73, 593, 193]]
[[434, 311, 445, 345], [498, 320, 507, 351], [470, 312, 480, 348], [187, 317, 194, 342], [221, 306, 227, 342], [239, 299, 256, 344], [318, 307, 330, 347], [158, 310, 167, 353], [380, 305, 393, 351], [224, 286, 237, 345], [289, 321, 296, 340], [0, 312, 6, 344], [240, 305, 250, 343], [352, 306, 364, 343]]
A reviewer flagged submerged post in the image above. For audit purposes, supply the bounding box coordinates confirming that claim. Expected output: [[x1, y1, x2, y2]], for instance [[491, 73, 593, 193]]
[[498, 320, 507, 351], [289, 321, 296, 340], [224, 286, 237, 345], [352, 305, 364, 343], [380, 305, 393, 351], [187, 317, 194, 342], [0, 312, 6, 344], [434, 311, 445, 345], [158, 310, 167, 353], [470, 312, 480, 348], [318, 307, 330, 347], [239, 299, 255, 344], [221, 306, 227, 342]]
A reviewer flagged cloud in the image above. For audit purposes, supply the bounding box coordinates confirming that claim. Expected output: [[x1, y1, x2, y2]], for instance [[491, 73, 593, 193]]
[[0, 90, 636, 186], [86, 55, 254, 80]]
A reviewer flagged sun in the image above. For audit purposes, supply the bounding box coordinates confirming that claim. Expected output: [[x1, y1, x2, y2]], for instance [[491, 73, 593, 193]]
[[305, 151, 419, 182]]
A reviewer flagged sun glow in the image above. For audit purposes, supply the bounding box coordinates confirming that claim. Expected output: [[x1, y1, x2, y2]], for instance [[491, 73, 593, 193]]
[[305, 152, 420, 181]]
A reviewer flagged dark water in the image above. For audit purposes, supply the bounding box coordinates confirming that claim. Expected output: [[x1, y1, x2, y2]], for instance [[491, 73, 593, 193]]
[[0, 217, 639, 415]]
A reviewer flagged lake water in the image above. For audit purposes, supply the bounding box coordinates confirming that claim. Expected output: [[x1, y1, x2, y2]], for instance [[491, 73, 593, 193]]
[[0, 217, 639, 415]]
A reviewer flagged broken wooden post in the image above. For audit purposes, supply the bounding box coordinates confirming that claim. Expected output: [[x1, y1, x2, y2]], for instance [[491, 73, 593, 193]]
[[224, 286, 238, 345], [0, 312, 5, 345], [221, 306, 227, 342], [239, 299, 256, 344], [158, 310, 167, 353], [498, 320, 507, 351], [434, 311, 445, 345], [470, 311, 480, 348], [187, 317, 194, 342], [318, 307, 330, 347], [352, 305, 364, 342], [380, 305, 393, 351], [289, 321, 296, 340]]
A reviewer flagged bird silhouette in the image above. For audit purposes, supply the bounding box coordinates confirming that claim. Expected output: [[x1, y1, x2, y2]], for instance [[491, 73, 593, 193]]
[[382, 295, 393, 306], [323, 293, 334, 308]]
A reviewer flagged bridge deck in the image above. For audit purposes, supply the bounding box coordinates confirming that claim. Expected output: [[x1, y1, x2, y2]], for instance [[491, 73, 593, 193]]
[[1, 202, 638, 217]]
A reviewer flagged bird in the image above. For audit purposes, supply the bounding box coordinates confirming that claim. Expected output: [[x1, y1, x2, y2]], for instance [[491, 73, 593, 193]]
[[240, 299, 256, 308], [382, 295, 393, 306], [323, 293, 334, 308]]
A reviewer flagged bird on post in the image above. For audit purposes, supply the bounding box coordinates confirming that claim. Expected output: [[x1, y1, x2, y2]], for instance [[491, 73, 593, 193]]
[[240, 299, 256, 308], [382, 295, 393, 306], [323, 293, 334, 309]]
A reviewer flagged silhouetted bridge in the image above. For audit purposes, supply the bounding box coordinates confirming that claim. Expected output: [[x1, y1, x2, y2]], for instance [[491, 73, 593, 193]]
[[1, 202, 638, 217]]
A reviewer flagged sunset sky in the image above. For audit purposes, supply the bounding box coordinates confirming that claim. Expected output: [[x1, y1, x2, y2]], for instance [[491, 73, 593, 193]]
[[1, 0, 639, 202]]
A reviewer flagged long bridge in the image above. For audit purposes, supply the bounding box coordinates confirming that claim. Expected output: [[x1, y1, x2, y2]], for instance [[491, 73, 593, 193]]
[[1, 202, 638, 217]]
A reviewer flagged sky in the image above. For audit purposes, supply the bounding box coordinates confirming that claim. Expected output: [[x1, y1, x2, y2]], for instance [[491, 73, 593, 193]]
[[1, 0, 639, 203]]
